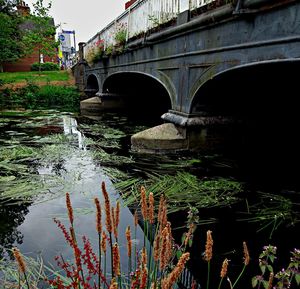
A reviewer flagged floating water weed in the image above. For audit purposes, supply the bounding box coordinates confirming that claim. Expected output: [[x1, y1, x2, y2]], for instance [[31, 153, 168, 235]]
[[238, 192, 300, 238], [117, 172, 242, 214]]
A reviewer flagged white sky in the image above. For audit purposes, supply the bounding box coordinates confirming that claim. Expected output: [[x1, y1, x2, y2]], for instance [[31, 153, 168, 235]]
[[25, 0, 126, 47]]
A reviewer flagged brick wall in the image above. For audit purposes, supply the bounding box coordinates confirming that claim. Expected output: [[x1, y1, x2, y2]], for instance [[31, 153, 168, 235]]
[[3, 50, 57, 72]]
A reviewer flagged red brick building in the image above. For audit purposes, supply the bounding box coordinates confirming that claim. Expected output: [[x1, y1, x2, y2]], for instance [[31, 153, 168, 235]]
[[3, 1, 57, 72]]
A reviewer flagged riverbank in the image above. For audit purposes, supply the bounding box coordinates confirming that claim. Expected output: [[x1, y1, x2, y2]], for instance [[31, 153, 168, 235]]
[[0, 70, 75, 90], [0, 70, 79, 111]]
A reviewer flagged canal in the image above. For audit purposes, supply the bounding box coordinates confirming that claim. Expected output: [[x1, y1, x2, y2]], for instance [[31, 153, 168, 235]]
[[0, 108, 299, 288]]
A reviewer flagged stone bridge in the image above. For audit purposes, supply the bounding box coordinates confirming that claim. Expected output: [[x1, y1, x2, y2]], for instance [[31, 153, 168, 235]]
[[74, 0, 300, 152]]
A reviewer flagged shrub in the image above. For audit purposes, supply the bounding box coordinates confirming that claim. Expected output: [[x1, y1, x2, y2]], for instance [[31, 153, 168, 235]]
[[31, 62, 59, 71], [36, 85, 80, 109]]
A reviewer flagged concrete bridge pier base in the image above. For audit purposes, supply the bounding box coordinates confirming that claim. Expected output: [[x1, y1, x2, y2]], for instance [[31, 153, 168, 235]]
[[131, 111, 236, 153], [80, 93, 126, 114]]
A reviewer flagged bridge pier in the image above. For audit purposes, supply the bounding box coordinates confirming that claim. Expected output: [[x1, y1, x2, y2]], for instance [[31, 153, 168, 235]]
[[131, 110, 236, 153], [80, 93, 126, 114]]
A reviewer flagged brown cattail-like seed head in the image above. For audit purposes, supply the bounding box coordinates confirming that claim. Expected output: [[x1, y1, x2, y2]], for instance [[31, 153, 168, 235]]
[[109, 278, 118, 289], [101, 231, 107, 253], [159, 226, 169, 271], [113, 243, 121, 276], [13, 247, 26, 273], [243, 241, 250, 265], [166, 252, 190, 288], [153, 233, 160, 262], [140, 266, 148, 289], [94, 197, 102, 234], [141, 186, 148, 221], [184, 223, 195, 247], [126, 225, 132, 258], [166, 222, 173, 262], [148, 192, 155, 224], [111, 206, 118, 239], [204, 230, 213, 262], [101, 181, 112, 233], [66, 192, 74, 226], [116, 201, 120, 228], [220, 258, 229, 278], [141, 246, 147, 268]]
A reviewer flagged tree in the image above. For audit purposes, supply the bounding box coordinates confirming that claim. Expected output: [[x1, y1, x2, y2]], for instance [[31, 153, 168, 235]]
[[0, 3, 23, 72], [0, 0, 17, 15], [22, 0, 59, 72]]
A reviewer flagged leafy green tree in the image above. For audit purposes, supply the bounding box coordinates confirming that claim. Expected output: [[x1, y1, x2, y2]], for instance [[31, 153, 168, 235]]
[[22, 0, 59, 72], [0, 0, 17, 15], [0, 9, 23, 72]]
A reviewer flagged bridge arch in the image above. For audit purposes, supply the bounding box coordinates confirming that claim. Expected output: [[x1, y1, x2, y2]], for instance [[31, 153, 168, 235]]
[[189, 59, 300, 116], [189, 59, 300, 184], [102, 71, 172, 119], [85, 74, 100, 97]]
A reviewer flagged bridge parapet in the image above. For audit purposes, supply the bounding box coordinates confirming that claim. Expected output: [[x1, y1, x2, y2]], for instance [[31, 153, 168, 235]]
[[83, 0, 216, 59]]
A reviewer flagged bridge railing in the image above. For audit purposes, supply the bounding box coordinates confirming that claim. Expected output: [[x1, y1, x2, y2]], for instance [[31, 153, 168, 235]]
[[83, 0, 216, 59]]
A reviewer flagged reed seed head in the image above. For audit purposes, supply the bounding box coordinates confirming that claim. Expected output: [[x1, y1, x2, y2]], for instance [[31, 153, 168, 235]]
[[126, 225, 132, 258], [66, 192, 74, 226], [101, 181, 112, 233], [109, 278, 118, 289], [94, 197, 102, 234], [204, 230, 213, 262], [166, 252, 190, 288], [116, 201, 120, 228], [113, 243, 121, 276], [112, 206, 118, 239], [243, 241, 250, 265], [101, 231, 107, 253], [13, 247, 26, 274], [220, 258, 229, 278]]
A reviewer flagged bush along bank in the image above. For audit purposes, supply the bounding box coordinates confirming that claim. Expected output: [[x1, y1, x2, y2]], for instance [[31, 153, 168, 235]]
[[0, 82, 80, 111]]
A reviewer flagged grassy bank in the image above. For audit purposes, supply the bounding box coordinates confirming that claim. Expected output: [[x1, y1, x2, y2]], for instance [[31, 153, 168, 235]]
[[0, 71, 70, 85], [0, 84, 80, 111], [0, 71, 79, 111]]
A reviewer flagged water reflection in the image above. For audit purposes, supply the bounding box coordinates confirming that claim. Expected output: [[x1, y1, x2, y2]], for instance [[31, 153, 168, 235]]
[[63, 115, 85, 150], [0, 204, 29, 258], [0, 110, 145, 277]]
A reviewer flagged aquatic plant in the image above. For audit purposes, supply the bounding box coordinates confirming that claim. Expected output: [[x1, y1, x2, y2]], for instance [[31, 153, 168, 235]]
[[252, 245, 300, 289], [238, 192, 300, 238], [0, 251, 47, 288], [116, 172, 242, 214]]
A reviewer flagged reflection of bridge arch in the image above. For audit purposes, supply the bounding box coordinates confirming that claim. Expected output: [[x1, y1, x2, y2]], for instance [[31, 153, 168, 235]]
[[102, 71, 172, 118]]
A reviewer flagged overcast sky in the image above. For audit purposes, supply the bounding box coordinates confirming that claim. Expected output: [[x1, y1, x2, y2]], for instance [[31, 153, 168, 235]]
[[25, 0, 126, 47]]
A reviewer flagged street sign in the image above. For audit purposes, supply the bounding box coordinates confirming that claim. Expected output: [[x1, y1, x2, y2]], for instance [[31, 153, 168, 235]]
[[58, 32, 71, 53], [62, 30, 75, 34], [58, 34, 65, 41]]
